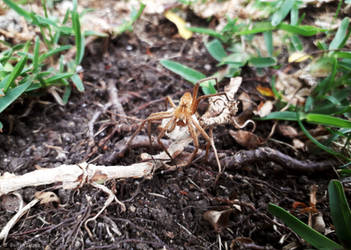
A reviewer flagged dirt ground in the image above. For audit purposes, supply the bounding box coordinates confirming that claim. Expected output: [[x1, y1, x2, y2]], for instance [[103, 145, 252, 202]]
[[0, 12, 346, 250]]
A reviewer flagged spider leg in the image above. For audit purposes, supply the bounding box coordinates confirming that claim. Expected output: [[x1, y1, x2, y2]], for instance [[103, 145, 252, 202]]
[[190, 118, 222, 173], [165, 96, 177, 109], [157, 116, 177, 160], [186, 118, 199, 165], [125, 112, 173, 151]]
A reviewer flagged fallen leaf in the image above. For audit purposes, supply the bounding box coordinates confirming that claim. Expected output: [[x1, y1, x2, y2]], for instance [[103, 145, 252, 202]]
[[256, 84, 274, 97], [164, 10, 192, 40], [293, 138, 305, 149], [238, 92, 253, 111], [254, 100, 273, 117], [35, 191, 60, 205], [278, 125, 298, 138], [288, 51, 311, 63], [203, 209, 234, 232], [229, 130, 264, 149]]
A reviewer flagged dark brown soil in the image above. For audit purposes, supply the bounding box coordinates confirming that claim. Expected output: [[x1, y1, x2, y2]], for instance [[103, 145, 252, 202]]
[[0, 17, 344, 250]]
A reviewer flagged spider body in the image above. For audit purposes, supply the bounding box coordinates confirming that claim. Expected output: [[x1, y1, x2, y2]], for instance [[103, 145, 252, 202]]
[[126, 77, 226, 165]]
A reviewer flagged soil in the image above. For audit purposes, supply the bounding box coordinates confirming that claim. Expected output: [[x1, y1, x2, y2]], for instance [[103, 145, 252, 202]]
[[0, 15, 346, 250]]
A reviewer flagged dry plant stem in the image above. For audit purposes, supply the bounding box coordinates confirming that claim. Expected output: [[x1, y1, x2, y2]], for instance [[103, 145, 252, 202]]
[[221, 147, 335, 173], [0, 162, 153, 196], [0, 197, 39, 243], [84, 183, 126, 240]]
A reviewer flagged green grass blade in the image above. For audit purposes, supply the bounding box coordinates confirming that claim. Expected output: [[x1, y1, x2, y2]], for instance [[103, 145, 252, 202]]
[[0, 76, 33, 113], [0, 122, 2, 132], [3, 54, 28, 92], [239, 22, 275, 35], [306, 113, 351, 128], [160, 59, 216, 94], [271, 0, 296, 26], [261, 111, 298, 121], [249, 57, 276, 68], [33, 36, 40, 72], [205, 39, 227, 61], [62, 85, 72, 105], [297, 113, 348, 160], [188, 27, 224, 40], [3, 0, 32, 21], [328, 179, 351, 248], [263, 31, 273, 56], [279, 23, 325, 36], [72, 10, 84, 65], [329, 17, 350, 50], [45, 73, 74, 84], [160, 59, 205, 83], [38, 45, 72, 63], [70, 74, 84, 92], [268, 203, 343, 250]]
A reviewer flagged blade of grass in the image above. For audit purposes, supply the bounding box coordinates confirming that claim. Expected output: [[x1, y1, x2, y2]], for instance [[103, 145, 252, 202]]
[[160, 59, 205, 83], [3, 54, 28, 92], [3, 0, 31, 21], [72, 9, 84, 65], [263, 31, 273, 56], [306, 113, 351, 128], [271, 0, 296, 26], [33, 36, 40, 72], [38, 45, 72, 63], [249, 57, 276, 68], [205, 39, 227, 61], [188, 27, 224, 40], [297, 112, 348, 160], [328, 180, 351, 248], [268, 203, 343, 250], [329, 17, 350, 50], [70, 74, 84, 92], [0, 76, 33, 113], [45, 72, 74, 84]]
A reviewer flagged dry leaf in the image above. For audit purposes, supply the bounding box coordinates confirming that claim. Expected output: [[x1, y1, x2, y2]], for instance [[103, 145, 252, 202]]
[[203, 209, 234, 232], [293, 139, 305, 149], [278, 125, 298, 138], [238, 92, 253, 111], [254, 100, 273, 117], [35, 191, 60, 205], [229, 130, 263, 149], [256, 84, 274, 97], [288, 51, 311, 63], [164, 10, 192, 40]]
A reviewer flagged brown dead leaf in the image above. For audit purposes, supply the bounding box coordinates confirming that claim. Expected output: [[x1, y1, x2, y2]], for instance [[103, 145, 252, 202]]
[[229, 130, 264, 149], [238, 92, 253, 111], [1, 194, 22, 213], [35, 191, 60, 205], [203, 209, 234, 232], [254, 100, 273, 117], [293, 139, 305, 149], [256, 84, 274, 97], [278, 125, 298, 138]]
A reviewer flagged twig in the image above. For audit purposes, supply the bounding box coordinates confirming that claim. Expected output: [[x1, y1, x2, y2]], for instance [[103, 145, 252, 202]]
[[220, 147, 336, 173]]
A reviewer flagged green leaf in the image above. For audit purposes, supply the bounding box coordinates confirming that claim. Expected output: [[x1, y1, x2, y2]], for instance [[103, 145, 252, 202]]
[[261, 111, 298, 121], [249, 57, 276, 68], [70, 74, 84, 92], [188, 27, 224, 40], [0, 121, 2, 132], [3, 0, 31, 21], [45, 73, 74, 84], [329, 17, 350, 50], [160, 59, 205, 83], [306, 113, 351, 128], [335, 51, 351, 59], [205, 39, 227, 61], [271, 0, 296, 26], [263, 31, 273, 56], [62, 85, 72, 104], [279, 23, 325, 36], [0, 76, 33, 113], [328, 179, 351, 248], [38, 45, 72, 63], [33, 36, 40, 72], [72, 10, 84, 65], [160, 59, 216, 94], [268, 203, 343, 250], [239, 22, 274, 35], [291, 35, 303, 51], [3, 54, 28, 92]]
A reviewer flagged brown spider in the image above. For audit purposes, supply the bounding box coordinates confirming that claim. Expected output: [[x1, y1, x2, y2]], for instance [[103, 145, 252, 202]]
[[125, 77, 227, 166]]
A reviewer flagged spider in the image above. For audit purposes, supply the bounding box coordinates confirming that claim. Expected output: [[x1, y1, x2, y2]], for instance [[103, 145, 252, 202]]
[[125, 77, 227, 166]]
